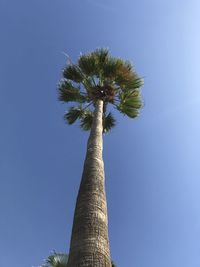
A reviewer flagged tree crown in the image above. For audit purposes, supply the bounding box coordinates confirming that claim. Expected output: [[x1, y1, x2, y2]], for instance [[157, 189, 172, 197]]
[[58, 48, 143, 132]]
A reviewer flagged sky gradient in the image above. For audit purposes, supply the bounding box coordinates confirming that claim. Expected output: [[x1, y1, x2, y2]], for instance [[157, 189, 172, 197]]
[[1, 0, 200, 266]]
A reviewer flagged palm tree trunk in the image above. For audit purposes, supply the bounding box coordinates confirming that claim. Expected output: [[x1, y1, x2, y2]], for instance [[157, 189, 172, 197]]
[[67, 99, 112, 267]]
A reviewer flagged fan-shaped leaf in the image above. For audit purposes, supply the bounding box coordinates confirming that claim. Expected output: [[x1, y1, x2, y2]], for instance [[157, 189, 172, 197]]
[[40, 252, 68, 267], [117, 105, 139, 118], [102, 58, 124, 79], [58, 81, 86, 103], [92, 48, 109, 66], [64, 107, 84, 125], [80, 110, 93, 131], [119, 89, 143, 109], [103, 112, 116, 133], [63, 65, 83, 83], [114, 63, 143, 90], [123, 77, 144, 90], [78, 54, 97, 76]]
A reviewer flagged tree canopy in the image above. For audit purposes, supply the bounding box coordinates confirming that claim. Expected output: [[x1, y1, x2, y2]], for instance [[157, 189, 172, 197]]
[[58, 48, 143, 133]]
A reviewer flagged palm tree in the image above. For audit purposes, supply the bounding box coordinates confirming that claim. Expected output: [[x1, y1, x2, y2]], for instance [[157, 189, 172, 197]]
[[58, 48, 143, 267], [39, 252, 68, 267], [38, 251, 116, 267]]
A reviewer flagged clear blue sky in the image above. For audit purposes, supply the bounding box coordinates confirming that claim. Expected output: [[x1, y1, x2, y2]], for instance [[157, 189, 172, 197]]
[[1, 0, 200, 266]]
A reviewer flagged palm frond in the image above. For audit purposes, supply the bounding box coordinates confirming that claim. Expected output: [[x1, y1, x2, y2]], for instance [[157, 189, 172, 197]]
[[117, 104, 139, 118], [40, 252, 68, 267], [122, 77, 144, 90], [124, 60, 133, 71], [80, 110, 93, 131], [64, 107, 84, 124], [103, 112, 116, 133], [116, 88, 142, 118], [78, 54, 97, 76], [58, 81, 87, 103], [92, 48, 109, 66], [78, 48, 110, 80], [119, 90, 143, 109], [63, 65, 83, 83], [46, 253, 68, 267], [102, 58, 124, 80], [82, 76, 96, 94], [114, 63, 143, 90]]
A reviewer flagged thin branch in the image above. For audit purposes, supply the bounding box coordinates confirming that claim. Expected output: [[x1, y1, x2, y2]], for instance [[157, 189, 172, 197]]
[[112, 103, 119, 109], [91, 76, 97, 87], [83, 101, 93, 111]]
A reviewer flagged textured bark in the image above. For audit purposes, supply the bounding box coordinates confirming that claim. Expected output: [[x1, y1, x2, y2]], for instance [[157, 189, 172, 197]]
[[67, 100, 112, 267]]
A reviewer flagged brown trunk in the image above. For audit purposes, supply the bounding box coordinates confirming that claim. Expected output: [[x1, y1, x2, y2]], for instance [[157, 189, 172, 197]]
[[67, 99, 112, 267]]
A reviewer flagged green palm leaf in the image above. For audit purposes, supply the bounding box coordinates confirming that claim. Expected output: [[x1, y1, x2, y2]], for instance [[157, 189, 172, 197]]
[[117, 105, 139, 118], [103, 112, 116, 133], [102, 58, 124, 80], [63, 65, 83, 83], [64, 107, 84, 124], [91, 48, 110, 78], [120, 90, 143, 109], [78, 54, 97, 76], [58, 81, 86, 103], [122, 77, 144, 90], [114, 62, 143, 90], [92, 48, 109, 67], [80, 110, 93, 131], [39, 252, 68, 267]]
